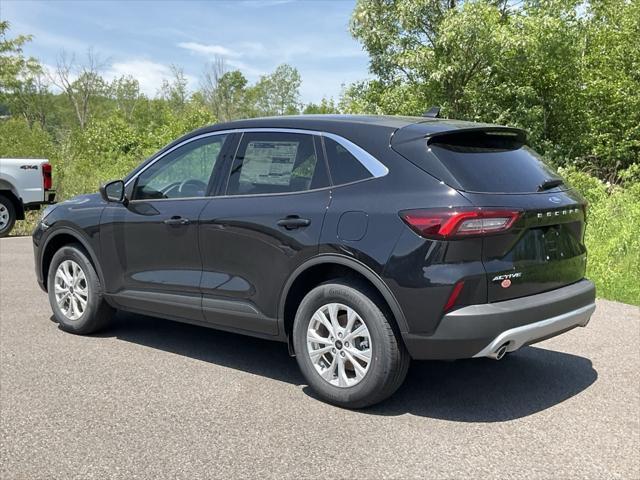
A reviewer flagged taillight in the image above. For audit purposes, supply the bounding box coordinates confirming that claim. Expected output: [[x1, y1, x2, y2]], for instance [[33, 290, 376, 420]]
[[42, 163, 52, 190], [400, 207, 521, 239]]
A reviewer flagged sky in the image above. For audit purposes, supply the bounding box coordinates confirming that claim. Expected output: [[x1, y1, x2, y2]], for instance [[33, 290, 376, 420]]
[[0, 0, 371, 103]]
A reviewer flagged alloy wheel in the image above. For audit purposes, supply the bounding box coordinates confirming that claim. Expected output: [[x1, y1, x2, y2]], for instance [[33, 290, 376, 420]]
[[306, 302, 373, 387], [54, 260, 88, 320]]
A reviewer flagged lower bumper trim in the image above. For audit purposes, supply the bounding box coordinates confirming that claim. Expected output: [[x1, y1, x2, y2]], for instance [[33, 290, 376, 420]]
[[472, 302, 596, 358]]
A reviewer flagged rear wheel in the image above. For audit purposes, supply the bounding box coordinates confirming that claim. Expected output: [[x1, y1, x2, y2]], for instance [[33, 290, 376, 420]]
[[0, 194, 16, 238], [47, 245, 113, 334], [293, 281, 409, 408]]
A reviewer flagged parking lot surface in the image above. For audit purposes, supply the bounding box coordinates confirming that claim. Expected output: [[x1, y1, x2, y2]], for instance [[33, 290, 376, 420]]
[[1, 236, 639, 479]]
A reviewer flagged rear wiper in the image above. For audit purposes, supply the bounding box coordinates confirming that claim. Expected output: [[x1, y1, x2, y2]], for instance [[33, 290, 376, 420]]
[[538, 178, 564, 191]]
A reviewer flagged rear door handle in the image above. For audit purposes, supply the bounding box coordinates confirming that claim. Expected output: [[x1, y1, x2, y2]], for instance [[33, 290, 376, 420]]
[[163, 216, 191, 226], [277, 215, 311, 230]]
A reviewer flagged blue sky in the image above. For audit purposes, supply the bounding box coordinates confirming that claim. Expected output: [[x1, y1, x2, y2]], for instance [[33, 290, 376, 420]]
[[1, 0, 370, 103]]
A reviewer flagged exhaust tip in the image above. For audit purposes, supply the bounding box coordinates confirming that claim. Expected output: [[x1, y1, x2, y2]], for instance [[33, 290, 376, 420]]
[[488, 343, 509, 361]]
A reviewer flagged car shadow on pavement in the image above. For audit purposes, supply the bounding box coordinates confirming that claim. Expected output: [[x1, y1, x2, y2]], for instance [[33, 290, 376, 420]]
[[100, 312, 597, 422], [361, 347, 598, 421], [102, 312, 304, 385]]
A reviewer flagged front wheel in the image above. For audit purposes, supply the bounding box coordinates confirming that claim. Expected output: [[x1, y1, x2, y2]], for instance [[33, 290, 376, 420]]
[[293, 281, 409, 408], [47, 244, 113, 334]]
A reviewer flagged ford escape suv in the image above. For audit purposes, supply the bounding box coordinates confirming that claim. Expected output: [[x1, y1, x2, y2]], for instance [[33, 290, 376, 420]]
[[33, 115, 596, 408]]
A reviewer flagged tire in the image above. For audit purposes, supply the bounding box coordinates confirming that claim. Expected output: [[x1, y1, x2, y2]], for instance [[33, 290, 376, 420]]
[[0, 194, 16, 238], [293, 281, 409, 409], [47, 244, 113, 334]]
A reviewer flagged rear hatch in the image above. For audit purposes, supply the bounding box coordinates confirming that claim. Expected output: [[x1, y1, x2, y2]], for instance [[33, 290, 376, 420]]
[[392, 124, 587, 302]]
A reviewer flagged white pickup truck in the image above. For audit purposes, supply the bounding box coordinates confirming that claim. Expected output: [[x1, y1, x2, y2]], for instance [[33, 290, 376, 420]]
[[0, 158, 56, 237]]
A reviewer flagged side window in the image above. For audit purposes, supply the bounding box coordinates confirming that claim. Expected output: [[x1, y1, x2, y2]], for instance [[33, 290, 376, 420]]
[[323, 137, 372, 185], [226, 132, 328, 195], [133, 135, 227, 200]]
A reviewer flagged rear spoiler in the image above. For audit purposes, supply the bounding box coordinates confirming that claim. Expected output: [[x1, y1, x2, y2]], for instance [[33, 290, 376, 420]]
[[392, 123, 527, 148], [425, 127, 527, 148]]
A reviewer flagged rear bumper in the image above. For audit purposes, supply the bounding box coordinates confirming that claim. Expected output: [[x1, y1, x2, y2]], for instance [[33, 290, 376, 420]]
[[403, 279, 596, 360], [24, 191, 57, 210]]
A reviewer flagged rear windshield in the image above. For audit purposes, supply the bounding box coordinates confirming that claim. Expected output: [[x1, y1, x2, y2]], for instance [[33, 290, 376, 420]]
[[428, 130, 562, 193]]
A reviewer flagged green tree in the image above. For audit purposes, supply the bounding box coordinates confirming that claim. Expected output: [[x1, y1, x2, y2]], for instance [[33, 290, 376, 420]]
[[0, 21, 51, 126], [251, 64, 301, 116], [0, 117, 56, 159], [215, 71, 249, 121], [110, 75, 142, 120], [347, 0, 639, 177], [159, 64, 189, 112], [0, 21, 36, 93], [50, 49, 108, 129], [199, 60, 249, 122], [580, 0, 640, 178], [303, 97, 340, 114]]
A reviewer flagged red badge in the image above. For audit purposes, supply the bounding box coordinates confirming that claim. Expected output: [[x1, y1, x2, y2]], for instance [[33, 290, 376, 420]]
[[501, 279, 512, 288]]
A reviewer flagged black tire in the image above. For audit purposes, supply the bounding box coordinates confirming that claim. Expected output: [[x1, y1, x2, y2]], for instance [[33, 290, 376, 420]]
[[47, 244, 113, 334], [0, 194, 17, 238], [293, 281, 409, 409]]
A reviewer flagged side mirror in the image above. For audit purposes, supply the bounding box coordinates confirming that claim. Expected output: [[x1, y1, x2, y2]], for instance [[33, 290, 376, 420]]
[[100, 180, 126, 203]]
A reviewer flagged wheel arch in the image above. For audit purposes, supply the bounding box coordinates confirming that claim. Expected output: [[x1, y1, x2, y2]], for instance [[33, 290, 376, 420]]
[[0, 188, 25, 220], [279, 254, 408, 348], [40, 228, 105, 292]]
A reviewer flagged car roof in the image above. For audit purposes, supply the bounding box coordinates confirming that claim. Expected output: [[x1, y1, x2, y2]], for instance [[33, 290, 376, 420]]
[[191, 114, 506, 138]]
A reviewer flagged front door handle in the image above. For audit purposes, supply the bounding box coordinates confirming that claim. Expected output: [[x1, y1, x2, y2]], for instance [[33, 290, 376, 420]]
[[277, 215, 311, 230], [163, 216, 191, 226]]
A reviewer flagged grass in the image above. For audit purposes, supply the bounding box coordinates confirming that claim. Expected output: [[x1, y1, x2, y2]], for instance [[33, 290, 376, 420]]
[[560, 168, 640, 306]]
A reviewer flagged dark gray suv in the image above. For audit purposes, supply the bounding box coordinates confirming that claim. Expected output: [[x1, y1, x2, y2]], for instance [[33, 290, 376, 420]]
[[33, 115, 596, 408]]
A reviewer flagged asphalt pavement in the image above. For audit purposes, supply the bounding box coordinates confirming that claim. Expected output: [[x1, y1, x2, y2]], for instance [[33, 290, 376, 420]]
[[1, 236, 638, 479]]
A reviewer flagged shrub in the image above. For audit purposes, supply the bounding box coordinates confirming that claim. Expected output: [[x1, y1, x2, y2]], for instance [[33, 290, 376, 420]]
[[560, 166, 640, 305]]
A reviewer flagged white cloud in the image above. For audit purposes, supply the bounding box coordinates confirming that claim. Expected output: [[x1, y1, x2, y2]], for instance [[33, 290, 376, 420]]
[[105, 59, 197, 96], [178, 42, 239, 58]]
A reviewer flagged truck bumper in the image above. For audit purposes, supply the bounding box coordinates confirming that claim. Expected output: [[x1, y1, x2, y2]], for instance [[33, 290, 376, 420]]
[[402, 279, 596, 360], [24, 190, 56, 211]]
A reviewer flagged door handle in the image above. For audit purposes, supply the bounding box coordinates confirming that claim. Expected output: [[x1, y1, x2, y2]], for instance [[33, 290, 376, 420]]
[[163, 216, 191, 226], [277, 215, 311, 230]]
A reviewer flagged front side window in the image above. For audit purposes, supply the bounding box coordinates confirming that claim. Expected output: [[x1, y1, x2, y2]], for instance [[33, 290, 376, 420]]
[[133, 134, 228, 200], [226, 132, 328, 195]]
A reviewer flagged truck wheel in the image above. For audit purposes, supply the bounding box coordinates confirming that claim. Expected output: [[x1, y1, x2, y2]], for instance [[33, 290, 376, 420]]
[[293, 281, 409, 409], [0, 194, 16, 238], [47, 244, 114, 334]]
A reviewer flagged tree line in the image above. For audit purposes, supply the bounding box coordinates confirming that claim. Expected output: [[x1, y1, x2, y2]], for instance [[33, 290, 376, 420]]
[[0, 18, 341, 197], [1, 0, 639, 185], [344, 0, 639, 181], [0, 19, 335, 130]]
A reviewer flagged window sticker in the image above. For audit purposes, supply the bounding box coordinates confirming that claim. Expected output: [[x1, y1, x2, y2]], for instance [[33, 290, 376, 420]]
[[240, 141, 299, 186]]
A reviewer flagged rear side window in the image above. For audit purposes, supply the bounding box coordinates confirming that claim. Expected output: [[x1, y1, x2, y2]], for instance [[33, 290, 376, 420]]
[[427, 130, 561, 193], [323, 137, 372, 185], [226, 132, 328, 195]]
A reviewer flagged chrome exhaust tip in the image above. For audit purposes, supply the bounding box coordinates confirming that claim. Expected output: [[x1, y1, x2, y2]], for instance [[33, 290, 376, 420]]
[[488, 343, 509, 361]]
